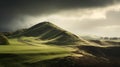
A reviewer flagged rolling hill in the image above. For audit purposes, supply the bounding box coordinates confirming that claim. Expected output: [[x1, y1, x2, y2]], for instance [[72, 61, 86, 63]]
[[0, 21, 120, 67], [15, 22, 84, 45]]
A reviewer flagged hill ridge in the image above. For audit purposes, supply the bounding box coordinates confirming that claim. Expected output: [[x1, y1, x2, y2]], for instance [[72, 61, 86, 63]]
[[17, 21, 83, 45]]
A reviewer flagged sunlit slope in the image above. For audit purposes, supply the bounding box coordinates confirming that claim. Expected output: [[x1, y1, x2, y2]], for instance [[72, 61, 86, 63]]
[[0, 31, 76, 67], [0, 45, 73, 67], [0, 45, 73, 54], [17, 22, 82, 45], [0, 37, 75, 65]]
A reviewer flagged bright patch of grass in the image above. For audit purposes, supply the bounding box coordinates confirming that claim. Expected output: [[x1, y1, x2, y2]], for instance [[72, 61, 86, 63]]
[[9, 38, 25, 46], [0, 45, 73, 54], [0, 45, 74, 63], [0, 37, 75, 64]]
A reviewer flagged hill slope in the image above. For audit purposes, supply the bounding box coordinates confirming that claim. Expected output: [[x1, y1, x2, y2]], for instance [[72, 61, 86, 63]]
[[18, 22, 83, 45]]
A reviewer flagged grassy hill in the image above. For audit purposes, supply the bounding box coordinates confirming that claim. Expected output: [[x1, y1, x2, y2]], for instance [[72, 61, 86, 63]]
[[0, 22, 79, 67], [15, 22, 83, 45], [0, 22, 120, 67]]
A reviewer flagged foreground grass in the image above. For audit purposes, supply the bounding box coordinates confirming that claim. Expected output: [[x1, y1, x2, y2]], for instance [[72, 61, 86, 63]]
[[9, 38, 26, 46], [0, 45, 73, 63], [0, 45, 73, 54], [0, 37, 75, 64]]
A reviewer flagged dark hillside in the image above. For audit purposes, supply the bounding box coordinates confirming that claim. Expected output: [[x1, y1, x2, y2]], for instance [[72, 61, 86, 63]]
[[19, 22, 82, 45], [78, 46, 120, 58], [0, 34, 9, 45]]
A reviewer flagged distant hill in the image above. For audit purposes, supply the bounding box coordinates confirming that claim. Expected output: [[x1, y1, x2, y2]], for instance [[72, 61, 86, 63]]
[[80, 35, 120, 46], [78, 46, 120, 58], [80, 35, 100, 40], [17, 22, 84, 45]]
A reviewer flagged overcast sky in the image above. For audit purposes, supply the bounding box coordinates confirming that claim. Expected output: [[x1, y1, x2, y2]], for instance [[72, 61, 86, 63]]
[[0, 0, 120, 37]]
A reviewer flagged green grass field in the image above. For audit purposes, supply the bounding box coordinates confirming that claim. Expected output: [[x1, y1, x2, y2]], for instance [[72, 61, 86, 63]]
[[0, 37, 120, 67], [0, 37, 75, 66]]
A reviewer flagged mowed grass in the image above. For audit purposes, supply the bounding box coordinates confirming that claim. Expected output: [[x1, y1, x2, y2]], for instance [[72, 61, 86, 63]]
[[0, 37, 75, 63]]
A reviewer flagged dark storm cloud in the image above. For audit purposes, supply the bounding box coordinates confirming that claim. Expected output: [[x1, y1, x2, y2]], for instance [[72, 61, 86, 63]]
[[0, 0, 119, 31]]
